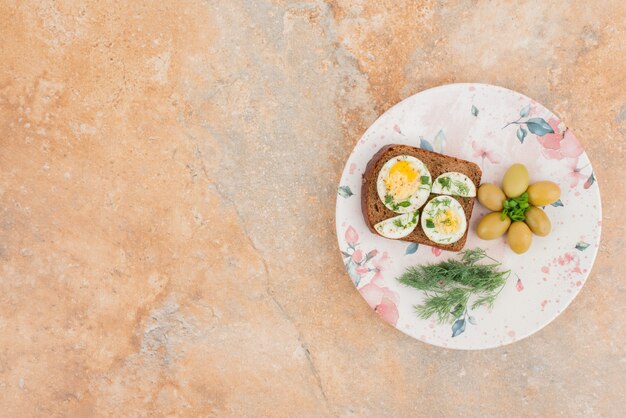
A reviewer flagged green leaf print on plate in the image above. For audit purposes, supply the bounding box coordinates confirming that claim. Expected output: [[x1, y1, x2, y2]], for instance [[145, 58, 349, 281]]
[[525, 118, 555, 136], [516, 127, 527, 143], [338, 186, 353, 198], [503, 104, 555, 139]]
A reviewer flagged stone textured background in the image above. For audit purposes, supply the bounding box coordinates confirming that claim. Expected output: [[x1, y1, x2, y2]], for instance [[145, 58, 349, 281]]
[[1, 1, 624, 416]]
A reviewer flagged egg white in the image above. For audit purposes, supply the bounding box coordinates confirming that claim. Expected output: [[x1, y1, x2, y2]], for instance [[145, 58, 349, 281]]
[[374, 211, 419, 239], [431, 172, 476, 197], [420, 196, 467, 244], [376, 155, 432, 214]]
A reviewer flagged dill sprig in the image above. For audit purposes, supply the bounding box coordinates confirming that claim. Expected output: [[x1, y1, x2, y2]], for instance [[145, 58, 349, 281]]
[[397, 248, 510, 324]]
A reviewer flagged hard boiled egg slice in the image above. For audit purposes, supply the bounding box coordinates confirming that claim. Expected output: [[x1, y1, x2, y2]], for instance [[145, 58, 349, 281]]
[[374, 212, 420, 239], [431, 172, 476, 197], [376, 155, 432, 213], [421, 196, 467, 244]]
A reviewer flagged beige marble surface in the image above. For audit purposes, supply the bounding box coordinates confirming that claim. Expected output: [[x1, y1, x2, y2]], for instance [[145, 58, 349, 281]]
[[1, 1, 624, 416]]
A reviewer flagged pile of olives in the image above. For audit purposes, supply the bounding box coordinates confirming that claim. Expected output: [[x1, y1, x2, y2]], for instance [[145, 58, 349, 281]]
[[476, 163, 561, 254]]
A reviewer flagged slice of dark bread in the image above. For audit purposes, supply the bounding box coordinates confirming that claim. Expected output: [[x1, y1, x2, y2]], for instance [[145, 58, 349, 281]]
[[362, 144, 482, 252]]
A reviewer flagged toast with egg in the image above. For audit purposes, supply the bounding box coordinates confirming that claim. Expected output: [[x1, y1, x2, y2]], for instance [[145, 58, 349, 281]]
[[362, 144, 482, 252]]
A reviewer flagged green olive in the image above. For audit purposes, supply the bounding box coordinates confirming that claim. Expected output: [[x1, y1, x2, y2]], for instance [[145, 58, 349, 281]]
[[502, 163, 529, 198], [508, 221, 532, 254], [477, 183, 506, 211], [527, 181, 561, 206], [524, 206, 551, 236], [476, 212, 511, 240]]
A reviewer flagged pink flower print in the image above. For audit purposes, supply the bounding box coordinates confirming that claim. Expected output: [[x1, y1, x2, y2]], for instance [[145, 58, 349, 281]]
[[432, 247, 443, 257], [359, 283, 384, 308], [536, 119, 562, 149], [565, 158, 587, 188], [349, 163, 357, 174], [342, 240, 381, 287], [472, 141, 500, 164], [345, 226, 359, 245], [560, 131, 583, 158], [372, 251, 389, 269], [537, 118, 583, 160], [376, 297, 399, 325], [355, 266, 369, 275], [516, 278, 524, 292], [371, 251, 390, 283], [351, 249, 363, 263], [360, 282, 398, 307], [359, 281, 399, 326]]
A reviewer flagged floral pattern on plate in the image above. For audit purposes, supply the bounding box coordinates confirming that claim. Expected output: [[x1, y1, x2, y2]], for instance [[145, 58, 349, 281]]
[[335, 83, 601, 350]]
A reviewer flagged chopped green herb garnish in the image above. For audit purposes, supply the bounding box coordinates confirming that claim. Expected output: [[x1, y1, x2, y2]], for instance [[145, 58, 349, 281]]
[[385, 194, 393, 204], [426, 219, 435, 228], [397, 201, 411, 207], [420, 175, 430, 185], [453, 180, 470, 195], [502, 192, 529, 221], [438, 176, 451, 189], [393, 219, 404, 227]]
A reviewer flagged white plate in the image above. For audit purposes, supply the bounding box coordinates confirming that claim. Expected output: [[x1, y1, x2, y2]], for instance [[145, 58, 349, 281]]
[[335, 83, 601, 350]]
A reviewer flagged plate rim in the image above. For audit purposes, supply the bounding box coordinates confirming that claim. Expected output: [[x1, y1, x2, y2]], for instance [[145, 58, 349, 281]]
[[335, 82, 603, 350]]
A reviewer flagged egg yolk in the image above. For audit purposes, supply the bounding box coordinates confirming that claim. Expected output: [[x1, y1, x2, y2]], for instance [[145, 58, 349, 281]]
[[385, 161, 419, 201], [435, 209, 460, 233]]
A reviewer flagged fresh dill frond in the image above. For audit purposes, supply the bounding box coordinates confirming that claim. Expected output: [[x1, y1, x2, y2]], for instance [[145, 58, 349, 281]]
[[471, 293, 497, 310], [415, 288, 469, 323], [397, 248, 511, 324], [460, 248, 487, 265]]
